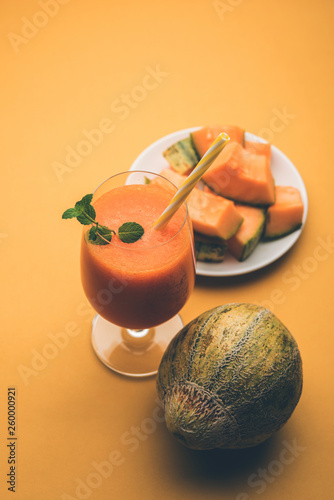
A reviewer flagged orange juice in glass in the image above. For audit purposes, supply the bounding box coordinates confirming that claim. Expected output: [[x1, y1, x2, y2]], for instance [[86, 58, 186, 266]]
[[80, 171, 196, 377]]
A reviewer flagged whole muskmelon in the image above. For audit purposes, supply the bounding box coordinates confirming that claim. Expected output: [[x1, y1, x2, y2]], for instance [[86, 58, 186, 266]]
[[157, 303, 303, 450]]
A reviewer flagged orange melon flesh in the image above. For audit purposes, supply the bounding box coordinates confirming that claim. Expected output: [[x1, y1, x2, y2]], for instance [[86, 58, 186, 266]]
[[191, 125, 244, 158], [159, 168, 187, 189], [203, 184, 215, 194], [245, 140, 271, 164], [202, 142, 275, 206], [188, 189, 243, 240], [153, 169, 243, 240], [227, 204, 266, 261], [264, 186, 304, 239]]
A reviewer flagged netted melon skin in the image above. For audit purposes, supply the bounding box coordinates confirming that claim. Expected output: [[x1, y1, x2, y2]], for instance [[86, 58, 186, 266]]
[[157, 303, 303, 450]]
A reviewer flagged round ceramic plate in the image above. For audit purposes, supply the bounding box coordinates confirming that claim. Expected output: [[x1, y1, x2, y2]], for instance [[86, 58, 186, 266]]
[[130, 127, 308, 277]]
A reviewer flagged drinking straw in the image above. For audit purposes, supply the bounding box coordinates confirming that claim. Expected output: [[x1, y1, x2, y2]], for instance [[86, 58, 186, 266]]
[[153, 132, 230, 229]]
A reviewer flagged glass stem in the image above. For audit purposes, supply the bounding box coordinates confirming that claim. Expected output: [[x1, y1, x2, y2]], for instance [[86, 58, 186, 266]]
[[121, 327, 155, 348], [126, 328, 150, 339]]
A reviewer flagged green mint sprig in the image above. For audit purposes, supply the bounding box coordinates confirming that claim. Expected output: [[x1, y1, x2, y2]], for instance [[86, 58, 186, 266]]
[[62, 194, 144, 245]]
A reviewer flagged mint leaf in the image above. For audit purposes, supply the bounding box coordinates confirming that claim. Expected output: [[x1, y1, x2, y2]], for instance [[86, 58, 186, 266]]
[[118, 222, 144, 243], [63, 193, 145, 245], [89, 224, 114, 245], [99, 224, 115, 237], [80, 193, 93, 207], [76, 211, 95, 225], [96, 228, 112, 245], [84, 203, 96, 220], [89, 225, 98, 241], [72, 194, 95, 224], [73, 195, 95, 225], [62, 207, 80, 219], [74, 193, 93, 212]]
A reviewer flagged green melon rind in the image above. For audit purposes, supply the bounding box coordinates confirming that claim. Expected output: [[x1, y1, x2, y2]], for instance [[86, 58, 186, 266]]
[[228, 209, 266, 261], [156, 303, 303, 450], [238, 216, 265, 260], [163, 136, 200, 174], [224, 216, 244, 240], [263, 222, 302, 241], [195, 236, 227, 262]]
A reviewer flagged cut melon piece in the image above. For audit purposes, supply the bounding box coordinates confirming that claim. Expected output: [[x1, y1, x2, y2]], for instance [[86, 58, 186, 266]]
[[191, 125, 244, 158], [264, 186, 304, 240], [194, 233, 227, 263], [188, 189, 243, 240], [245, 140, 271, 164], [227, 204, 266, 261], [163, 137, 199, 175], [203, 184, 215, 194], [152, 169, 242, 239], [159, 168, 187, 188], [202, 142, 275, 206]]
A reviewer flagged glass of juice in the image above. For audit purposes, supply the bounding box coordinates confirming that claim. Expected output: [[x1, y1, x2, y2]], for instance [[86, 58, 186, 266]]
[[80, 170, 196, 377]]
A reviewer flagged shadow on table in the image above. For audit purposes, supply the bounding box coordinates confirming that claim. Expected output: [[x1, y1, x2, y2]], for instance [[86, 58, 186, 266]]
[[158, 430, 284, 492]]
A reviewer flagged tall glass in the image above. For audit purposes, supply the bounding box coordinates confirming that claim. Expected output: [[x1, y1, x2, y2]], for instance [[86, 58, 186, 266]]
[[80, 171, 196, 377]]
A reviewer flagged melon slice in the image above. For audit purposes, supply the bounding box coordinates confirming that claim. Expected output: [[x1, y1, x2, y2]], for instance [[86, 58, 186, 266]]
[[191, 125, 244, 158], [188, 189, 243, 240], [163, 137, 199, 175], [203, 184, 215, 194], [245, 140, 271, 164], [159, 168, 187, 188], [264, 186, 304, 240], [153, 169, 243, 240], [227, 204, 266, 261], [194, 233, 227, 263], [202, 142, 275, 206]]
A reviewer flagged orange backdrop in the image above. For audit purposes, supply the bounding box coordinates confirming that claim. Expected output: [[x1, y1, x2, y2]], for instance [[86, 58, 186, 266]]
[[1, 1, 334, 499]]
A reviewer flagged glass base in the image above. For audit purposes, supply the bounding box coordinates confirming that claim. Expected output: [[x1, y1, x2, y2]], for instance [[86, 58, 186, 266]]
[[91, 314, 183, 377]]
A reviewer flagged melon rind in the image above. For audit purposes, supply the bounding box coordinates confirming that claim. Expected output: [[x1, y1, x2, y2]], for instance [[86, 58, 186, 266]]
[[163, 137, 199, 175], [157, 303, 303, 450], [227, 207, 266, 261], [194, 233, 227, 263], [263, 222, 302, 241]]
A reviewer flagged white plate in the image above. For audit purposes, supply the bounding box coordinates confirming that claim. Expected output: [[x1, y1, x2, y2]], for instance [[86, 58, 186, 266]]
[[130, 127, 308, 277]]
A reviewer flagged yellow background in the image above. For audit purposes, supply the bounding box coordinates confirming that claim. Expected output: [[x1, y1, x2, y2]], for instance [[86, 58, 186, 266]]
[[1, 1, 334, 499]]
